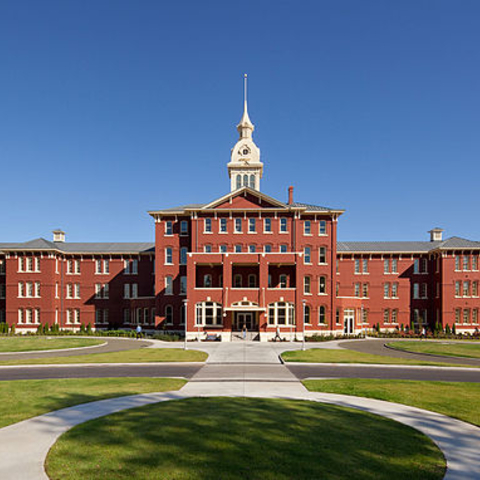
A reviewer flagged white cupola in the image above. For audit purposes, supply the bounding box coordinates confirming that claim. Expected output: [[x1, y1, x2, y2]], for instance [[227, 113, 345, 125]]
[[227, 74, 263, 191]]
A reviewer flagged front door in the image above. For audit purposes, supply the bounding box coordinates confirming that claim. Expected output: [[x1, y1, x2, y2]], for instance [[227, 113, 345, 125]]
[[235, 312, 257, 331], [344, 309, 355, 334]]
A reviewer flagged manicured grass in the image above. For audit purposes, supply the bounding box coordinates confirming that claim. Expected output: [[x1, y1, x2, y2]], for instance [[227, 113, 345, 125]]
[[46, 397, 445, 480], [304, 379, 480, 427], [0, 378, 185, 428], [0, 348, 207, 365], [281, 347, 469, 367], [387, 341, 480, 359], [0, 337, 104, 353]]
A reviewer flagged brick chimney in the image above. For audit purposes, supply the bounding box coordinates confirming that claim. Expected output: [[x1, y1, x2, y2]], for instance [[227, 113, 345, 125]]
[[288, 186, 294, 205]]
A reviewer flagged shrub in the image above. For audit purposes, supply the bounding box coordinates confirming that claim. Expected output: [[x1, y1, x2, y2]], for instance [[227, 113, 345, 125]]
[[86, 323, 93, 334]]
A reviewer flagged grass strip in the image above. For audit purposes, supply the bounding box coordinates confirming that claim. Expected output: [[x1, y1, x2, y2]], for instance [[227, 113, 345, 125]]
[[0, 348, 207, 365], [281, 347, 474, 367], [303, 378, 480, 427], [0, 337, 104, 353], [46, 397, 445, 480], [0, 377, 186, 428], [387, 341, 480, 359]]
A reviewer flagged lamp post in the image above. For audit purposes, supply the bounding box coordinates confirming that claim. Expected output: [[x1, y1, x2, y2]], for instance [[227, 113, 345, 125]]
[[302, 299, 306, 351], [183, 299, 188, 351]]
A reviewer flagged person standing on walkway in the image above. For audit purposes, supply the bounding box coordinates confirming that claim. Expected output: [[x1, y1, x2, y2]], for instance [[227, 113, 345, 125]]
[[274, 326, 282, 342], [242, 324, 247, 340], [136, 324, 142, 339]]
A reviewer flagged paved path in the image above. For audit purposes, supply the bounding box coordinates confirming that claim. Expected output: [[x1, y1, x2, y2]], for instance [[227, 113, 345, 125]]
[[342, 338, 480, 367], [0, 337, 150, 361], [1, 380, 480, 479]]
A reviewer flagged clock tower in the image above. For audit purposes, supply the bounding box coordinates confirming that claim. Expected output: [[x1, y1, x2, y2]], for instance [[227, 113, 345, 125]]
[[227, 75, 263, 191]]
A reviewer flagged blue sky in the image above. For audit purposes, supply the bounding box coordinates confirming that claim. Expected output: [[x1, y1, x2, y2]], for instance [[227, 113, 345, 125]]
[[1, 0, 479, 242]]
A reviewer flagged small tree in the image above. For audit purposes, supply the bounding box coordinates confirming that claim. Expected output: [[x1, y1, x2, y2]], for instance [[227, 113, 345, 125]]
[[452, 323, 457, 335], [445, 324, 451, 335], [79, 323, 86, 334], [86, 323, 92, 335], [9, 324, 15, 335], [434, 320, 442, 336], [36, 324, 43, 335]]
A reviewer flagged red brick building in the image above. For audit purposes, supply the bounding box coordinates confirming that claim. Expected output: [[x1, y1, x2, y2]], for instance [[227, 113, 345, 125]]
[[1, 99, 479, 339]]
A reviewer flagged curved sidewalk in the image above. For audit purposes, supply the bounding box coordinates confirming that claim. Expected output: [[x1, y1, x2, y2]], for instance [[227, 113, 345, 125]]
[[0, 381, 479, 479]]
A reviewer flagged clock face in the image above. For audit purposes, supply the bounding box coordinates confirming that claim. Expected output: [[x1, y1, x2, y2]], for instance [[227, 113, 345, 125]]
[[242, 148, 249, 155]]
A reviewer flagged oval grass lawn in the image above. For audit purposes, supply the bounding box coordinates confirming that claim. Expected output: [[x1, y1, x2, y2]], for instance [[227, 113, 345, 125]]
[[46, 397, 445, 480], [0, 336, 104, 353], [387, 341, 480, 359]]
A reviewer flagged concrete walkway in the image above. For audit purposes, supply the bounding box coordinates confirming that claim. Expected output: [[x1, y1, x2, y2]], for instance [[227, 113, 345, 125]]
[[1, 380, 480, 479]]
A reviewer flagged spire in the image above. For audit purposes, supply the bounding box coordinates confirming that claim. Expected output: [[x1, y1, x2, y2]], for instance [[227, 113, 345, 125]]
[[237, 74, 254, 138]]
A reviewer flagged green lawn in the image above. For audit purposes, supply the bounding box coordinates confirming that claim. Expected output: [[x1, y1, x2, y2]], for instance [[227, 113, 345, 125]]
[[387, 341, 480, 359], [0, 378, 185, 428], [0, 337, 104, 353], [46, 397, 445, 480], [304, 379, 480, 427], [0, 348, 207, 365], [281, 347, 469, 367]]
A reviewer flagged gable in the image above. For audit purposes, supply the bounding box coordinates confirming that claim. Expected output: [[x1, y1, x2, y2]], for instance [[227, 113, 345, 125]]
[[214, 191, 285, 210]]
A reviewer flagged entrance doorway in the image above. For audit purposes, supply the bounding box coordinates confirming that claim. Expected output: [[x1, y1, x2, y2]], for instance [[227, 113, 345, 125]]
[[344, 309, 355, 335], [233, 312, 258, 331]]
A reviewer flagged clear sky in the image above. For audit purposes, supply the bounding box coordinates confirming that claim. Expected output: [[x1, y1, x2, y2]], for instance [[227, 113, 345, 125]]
[[1, 0, 479, 243]]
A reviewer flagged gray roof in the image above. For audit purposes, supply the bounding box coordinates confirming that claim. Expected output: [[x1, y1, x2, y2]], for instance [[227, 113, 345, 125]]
[[290, 202, 336, 212], [159, 203, 206, 213], [338, 236, 480, 253], [0, 238, 154, 254]]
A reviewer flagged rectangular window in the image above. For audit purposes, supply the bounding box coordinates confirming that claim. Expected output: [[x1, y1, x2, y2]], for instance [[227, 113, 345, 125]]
[[124, 283, 130, 299], [319, 220, 327, 235], [319, 276, 326, 294], [413, 283, 419, 299], [384, 283, 390, 298], [124, 260, 130, 274], [362, 283, 368, 298], [304, 220, 311, 235], [392, 283, 398, 298], [354, 258, 360, 274], [165, 248, 173, 264], [220, 245, 227, 253], [235, 245, 242, 253], [391, 309, 398, 324], [422, 258, 428, 273], [280, 244, 287, 253], [463, 255, 469, 271], [384, 259, 389, 274], [279, 274, 287, 288], [473, 281, 478, 297], [362, 259, 368, 273], [248, 218, 256, 233], [104, 283, 109, 299], [220, 218, 227, 233], [66, 284, 73, 299], [421, 283, 428, 299], [264, 245, 272, 253], [463, 281, 470, 297], [455, 255, 460, 271], [413, 259, 419, 274], [455, 308, 461, 323], [391, 258, 398, 273], [35, 282, 41, 298], [463, 309, 470, 324], [455, 281, 461, 296], [132, 283, 138, 298], [473, 309, 478, 324], [95, 284, 102, 299], [235, 218, 242, 233], [304, 276, 311, 294], [67, 259, 73, 274], [204, 245, 212, 253], [0, 259, 5, 275], [180, 220, 188, 235], [165, 221, 173, 235], [74, 284, 80, 299], [104, 260, 109, 274], [384, 309, 390, 324], [264, 218, 272, 233], [280, 217, 287, 233], [354, 283, 360, 297], [204, 218, 212, 233], [18, 282, 24, 298], [304, 247, 311, 264], [472, 256, 478, 271], [132, 259, 138, 275], [35, 257, 40, 272]]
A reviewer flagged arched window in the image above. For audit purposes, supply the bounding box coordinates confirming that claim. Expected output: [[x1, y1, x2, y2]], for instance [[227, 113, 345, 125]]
[[319, 276, 326, 294], [204, 274, 212, 288], [243, 174, 248, 186], [165, 305, 173, 325], [236, 175, 242, 189], [249, 174, 255, 189], [195, 301, 222, 326], [165, 247, 173, 264], [319, 306, 326, 324], [234, 274, 242, 288], [304, 305, 311, 324]]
